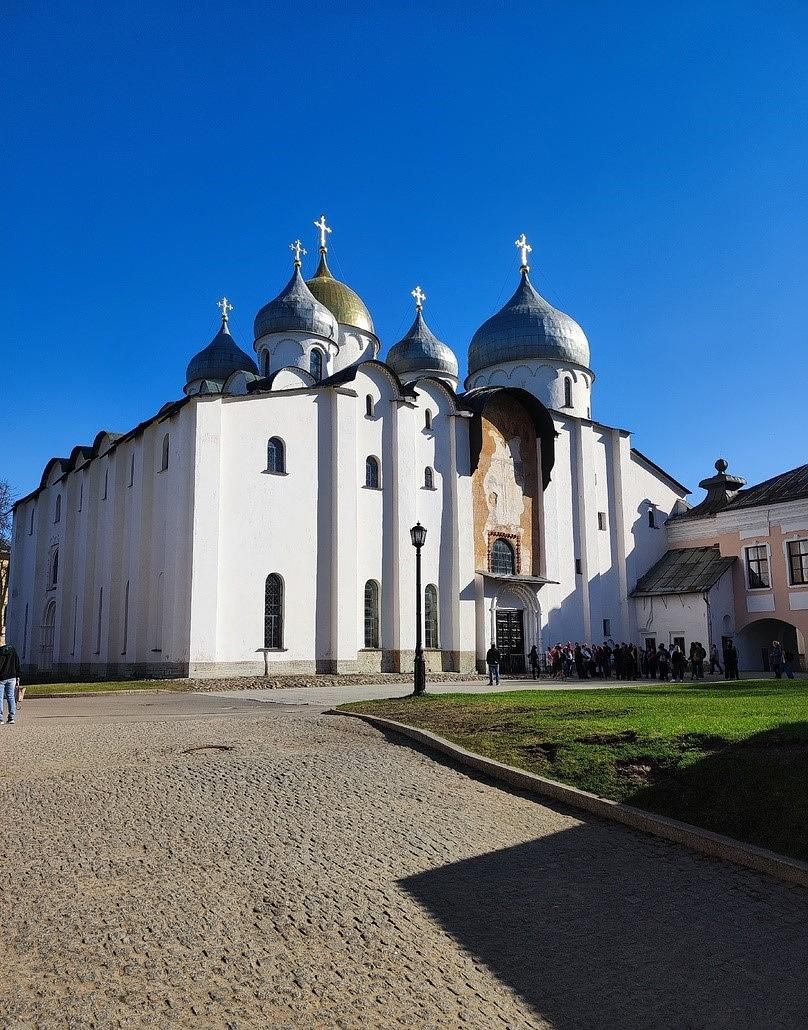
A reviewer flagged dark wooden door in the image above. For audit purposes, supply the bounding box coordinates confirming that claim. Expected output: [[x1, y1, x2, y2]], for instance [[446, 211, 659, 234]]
[[496, 610, 525, 673]]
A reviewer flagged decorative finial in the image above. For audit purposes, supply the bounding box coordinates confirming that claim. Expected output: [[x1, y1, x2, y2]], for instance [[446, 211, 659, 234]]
[[715, 458, 728, 474], [411, 285, 426, 311], [217, 297, 233, 324], [514, 232, 532, 272], [289, 239, 306, 267], [314, 214, 332, 253]]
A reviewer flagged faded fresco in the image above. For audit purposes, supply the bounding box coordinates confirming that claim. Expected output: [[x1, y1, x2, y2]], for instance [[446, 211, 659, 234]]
[[471, 396, 541, 575]]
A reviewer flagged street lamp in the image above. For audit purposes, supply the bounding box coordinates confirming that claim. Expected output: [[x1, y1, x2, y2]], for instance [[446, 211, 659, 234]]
[[410, 522, 427, 696]]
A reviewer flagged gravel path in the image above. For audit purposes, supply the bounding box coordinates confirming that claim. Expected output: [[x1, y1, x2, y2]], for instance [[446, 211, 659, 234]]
[[1, 694, 807, 1029]]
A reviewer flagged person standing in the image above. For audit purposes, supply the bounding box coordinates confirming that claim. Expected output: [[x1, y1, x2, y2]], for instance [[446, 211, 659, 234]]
[[724, 642, 740, 680], [658, 644, 670, 681], [671, 644, 685, 683], [709, 643, 723, 676], [0, 642, 21, 725], [528, 644, 540, 680], [486, 644, 501, 686], [771, 640, 785, 679], [783, 649, 796, 681]]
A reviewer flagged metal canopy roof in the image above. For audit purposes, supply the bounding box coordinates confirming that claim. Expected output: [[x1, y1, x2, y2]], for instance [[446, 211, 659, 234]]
[[631, 547, 736, 597]]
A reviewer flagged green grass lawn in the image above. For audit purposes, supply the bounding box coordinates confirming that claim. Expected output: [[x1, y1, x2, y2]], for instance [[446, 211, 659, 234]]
[[24, 680, 187, 697], [341, 681, 808, 863]]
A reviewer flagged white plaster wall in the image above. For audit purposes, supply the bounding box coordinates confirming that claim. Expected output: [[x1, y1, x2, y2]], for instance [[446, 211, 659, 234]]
[[465, 360, 593, 419], [255, 331, 336, 379], [633, 592, 709, 651], [333, 328, 378, 372]]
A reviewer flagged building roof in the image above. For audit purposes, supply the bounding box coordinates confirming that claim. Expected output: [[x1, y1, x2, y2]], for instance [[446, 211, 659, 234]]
[[254, 265, 339, 342], [185, 319, 258, 387], [670, 463, 808, 521], [386, 309, 459, 379], [631, 546, 736, 597], [305, 252, 374, 334]]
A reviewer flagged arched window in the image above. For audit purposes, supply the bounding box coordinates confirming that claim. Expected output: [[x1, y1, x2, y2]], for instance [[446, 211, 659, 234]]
[[29, 506, 35, 535], [78, 481, 83, 511], [491, 538, 515, 575], [103, 469, 109, 500], [365, 456, 380, 489], [424, 466, 434, 489], [262, 351, 271, 376], [160, 434, 170, 471], [310, 348, 324, 382], [364, 579, 380, 648], [54, 494, 61, 523], [129, 453, 135, 487], [563, 376, 573, 408], [365, 394, 374, 418], [267, 437, 286, 474], [264, 574, 284, 649], [648, 508, 656, 529], [425, 584, 438, 648], [425, 409, 432, 430], [50, 549, 59, 587]]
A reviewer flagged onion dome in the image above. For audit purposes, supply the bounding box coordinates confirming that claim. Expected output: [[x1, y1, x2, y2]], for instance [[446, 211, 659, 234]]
[[468, 237, 590, 375], [185, 300, 258, 389], [386, 286, 459, 381], [305, 252, 374, 333], [254, 242, 338, 342]]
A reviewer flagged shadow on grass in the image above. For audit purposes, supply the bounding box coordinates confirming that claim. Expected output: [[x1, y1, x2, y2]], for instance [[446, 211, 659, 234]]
[[625, 723, 808, 863], [400, 820, 808, 1030]]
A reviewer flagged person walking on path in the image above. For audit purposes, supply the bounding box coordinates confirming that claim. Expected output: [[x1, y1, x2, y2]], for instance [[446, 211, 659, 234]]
[[782, 649, 796, 681], [486, 644, 501, 686], [528, 644, 540, 680], [771, 641, 785, 679], [709, 643, 723, 676], [724, 641, 740, 680], [0, 642, 21, 725]]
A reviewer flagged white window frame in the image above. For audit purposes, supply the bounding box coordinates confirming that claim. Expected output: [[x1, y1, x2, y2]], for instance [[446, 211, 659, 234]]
[[744, 542, 772, 591], [784, 537, 808, 588]]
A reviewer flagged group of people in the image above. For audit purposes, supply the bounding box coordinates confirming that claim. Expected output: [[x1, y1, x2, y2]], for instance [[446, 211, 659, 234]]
[[485, 638, 744, 683]]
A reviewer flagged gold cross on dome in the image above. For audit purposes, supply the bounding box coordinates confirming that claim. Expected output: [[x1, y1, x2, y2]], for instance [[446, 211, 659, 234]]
[[411, 285, 426, 310], [314, 214, 332, 251], [289, 239, 307, 265], [217, 297, 233, 322], [514, 233, 532, 269]]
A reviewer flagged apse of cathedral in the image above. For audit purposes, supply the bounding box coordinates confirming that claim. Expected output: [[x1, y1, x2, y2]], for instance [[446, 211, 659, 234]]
[[8, 217, 691, 679]]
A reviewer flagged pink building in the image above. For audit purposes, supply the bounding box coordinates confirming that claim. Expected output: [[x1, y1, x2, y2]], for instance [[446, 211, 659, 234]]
[[633, 461, 808, 673]]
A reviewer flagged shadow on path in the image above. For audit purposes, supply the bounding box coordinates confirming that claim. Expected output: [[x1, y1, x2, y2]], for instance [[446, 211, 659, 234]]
[[400, 818, 808, 1029]]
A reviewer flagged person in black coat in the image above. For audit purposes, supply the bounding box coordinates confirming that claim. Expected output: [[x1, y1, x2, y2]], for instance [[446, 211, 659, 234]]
[[0, 643, 21, 724]]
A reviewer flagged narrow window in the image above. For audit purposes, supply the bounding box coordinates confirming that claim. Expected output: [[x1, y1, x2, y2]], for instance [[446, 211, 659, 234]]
[[648, 508, 656, 528], [22, 603, 29, 659], [365, 456, 380, 489], [425, 584, 439, 648], [160, 434, 170, 472], [603, 618, 611, 638], [564, 377, 573, 408], [746, 545, 770, 589], [425, 409, 432, 430], [597, 511, 606, 530], [263, 351, 271, 376], [267, 437, 286, 474], [122, 580, 130, 655], [29, 506, 35, 535], [491, 538, 515, 575], [71, 595, 77, 656], [787, 539, 808, 586], [95, 587, 103, 654], [55, 494, 61, 524], [310, 348, 323, 382], [129, 453, 135, 487], [51, 549, 59, 587], [365, 395, 374, 418], [424, 466, 434, 489], [103, 469, 108, 500], [364, 579, 380, 648], [264, 574, 284, 648], [575, 558, 582, 575], [154, 572, 164, 651], [78, 481, 83, 512]]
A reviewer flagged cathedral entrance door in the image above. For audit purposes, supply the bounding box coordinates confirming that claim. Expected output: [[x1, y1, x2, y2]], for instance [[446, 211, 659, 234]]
[[496, 609, 525, 674]]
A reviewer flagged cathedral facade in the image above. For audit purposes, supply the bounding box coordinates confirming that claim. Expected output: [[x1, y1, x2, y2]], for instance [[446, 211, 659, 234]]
[[8, 223, 690, 678]]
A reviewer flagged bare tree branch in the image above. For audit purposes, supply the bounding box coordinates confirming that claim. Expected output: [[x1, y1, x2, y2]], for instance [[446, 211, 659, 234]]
[[0, 478, 12, 549]]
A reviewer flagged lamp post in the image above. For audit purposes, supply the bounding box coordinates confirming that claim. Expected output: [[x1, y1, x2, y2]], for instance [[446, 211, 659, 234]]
[[410, 522, 427, 696]]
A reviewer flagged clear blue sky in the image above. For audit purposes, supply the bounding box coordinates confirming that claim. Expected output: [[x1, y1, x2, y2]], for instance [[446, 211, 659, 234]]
[[2, 1, 806, 500]]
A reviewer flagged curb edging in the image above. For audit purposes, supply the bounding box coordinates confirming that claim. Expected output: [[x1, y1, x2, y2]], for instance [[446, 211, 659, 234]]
[[334, 709, 808, 889]]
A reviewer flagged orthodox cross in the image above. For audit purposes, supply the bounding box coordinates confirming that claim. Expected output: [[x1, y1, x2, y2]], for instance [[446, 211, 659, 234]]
[[514, 233, 532, 270], [217, 297, 233, 323], [314, 214, 332, 252], [411, 285, 426, 311], [290, 239, 306, 265]]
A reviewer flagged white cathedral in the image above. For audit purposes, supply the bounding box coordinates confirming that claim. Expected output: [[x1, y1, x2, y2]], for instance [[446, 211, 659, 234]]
[[8, 219, 691, 679]]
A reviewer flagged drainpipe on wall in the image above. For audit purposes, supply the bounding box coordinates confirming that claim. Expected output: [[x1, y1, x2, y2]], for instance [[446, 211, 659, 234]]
[[704, 590, 713, 652]]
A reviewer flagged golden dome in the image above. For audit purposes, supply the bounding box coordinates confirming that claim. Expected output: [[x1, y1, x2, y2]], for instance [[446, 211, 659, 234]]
[[306, 253, 375, 334]]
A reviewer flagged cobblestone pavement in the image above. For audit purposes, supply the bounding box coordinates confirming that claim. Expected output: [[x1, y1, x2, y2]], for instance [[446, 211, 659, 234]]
[[1, 694, 807, 1029]]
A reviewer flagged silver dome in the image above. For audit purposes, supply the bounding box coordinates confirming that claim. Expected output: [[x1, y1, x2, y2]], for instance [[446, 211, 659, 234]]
[[186, 320, 258, 386], [386, 310, 459, 379], [254, 266, 338, 342], [468, 270, 590, 375]]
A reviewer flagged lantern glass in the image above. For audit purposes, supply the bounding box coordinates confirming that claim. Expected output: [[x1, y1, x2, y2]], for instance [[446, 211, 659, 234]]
[[410, 522, 427, 548]]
